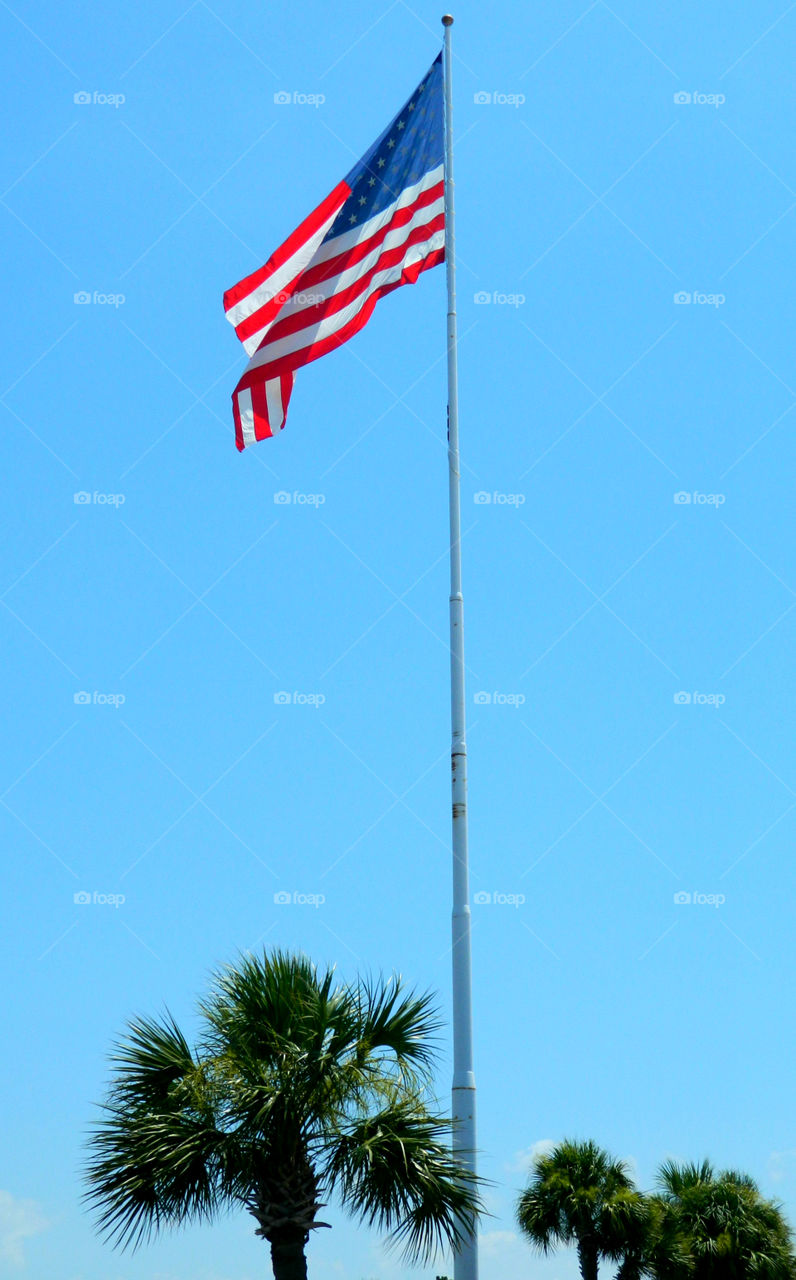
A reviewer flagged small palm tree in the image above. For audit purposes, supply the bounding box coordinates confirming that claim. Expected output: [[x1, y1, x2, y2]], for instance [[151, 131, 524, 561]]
[[516, 1139, 646, 1280], [85, 950, 482, 1280], [654, 1160, 795, 1280]]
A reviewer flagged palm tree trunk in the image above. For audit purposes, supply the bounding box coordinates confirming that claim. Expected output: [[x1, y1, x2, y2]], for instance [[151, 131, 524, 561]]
[[577, 1240, 599, 1280], [269, 1235, 308, 1280]]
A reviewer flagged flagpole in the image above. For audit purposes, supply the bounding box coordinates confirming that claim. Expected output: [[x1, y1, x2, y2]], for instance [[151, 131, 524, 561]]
[[442, 16, 479, 1280]]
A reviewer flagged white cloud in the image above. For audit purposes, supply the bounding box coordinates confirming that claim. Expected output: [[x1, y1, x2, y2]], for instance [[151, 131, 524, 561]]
[[479, 1230, 581, 1280], [0, 1190, 48, 1267], [507, 1137, 557, 1175], [505, 1142, 643, 1190], [769, 1150, 796, 1184], [481, 1229, 525, 1254]]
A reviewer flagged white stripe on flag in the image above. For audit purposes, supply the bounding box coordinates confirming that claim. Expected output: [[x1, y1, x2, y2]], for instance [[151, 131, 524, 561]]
[[227, 202, 347, 343], [244, 227, 445, 374], [266, 379, 284, 434], [238, 386, 256, 449], [281, 194, 444, 315], [311, 164, 443, 265], [240, 193, 444, 358]]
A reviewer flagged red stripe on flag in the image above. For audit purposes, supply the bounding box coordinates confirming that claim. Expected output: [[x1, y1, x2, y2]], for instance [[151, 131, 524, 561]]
[[303, 180, 444, 291], [232, 391, 244, 452], [223, 180, 350, 315], [234, 245, 444, 397], [233, 180, 442, 352], [280, 373, 294, 431], [250, 382, 271, 441], [264, 213, 445, 348]]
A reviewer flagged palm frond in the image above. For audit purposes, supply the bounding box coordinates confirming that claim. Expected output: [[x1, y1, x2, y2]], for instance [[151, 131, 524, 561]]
[[201, 949, 335, 1066], [517, 1178, 572, 1253], [351, 975, 441, 1076], [106, 1012, 200, 1103], [326, 1097, 483, 1265], [85, 1103, 232, 1249], [658, 1160, 715, 1199], [84, 1014, 229, 1250]]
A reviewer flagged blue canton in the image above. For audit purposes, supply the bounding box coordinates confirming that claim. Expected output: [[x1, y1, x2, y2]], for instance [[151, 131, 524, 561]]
[[323, 53, 444, 240]]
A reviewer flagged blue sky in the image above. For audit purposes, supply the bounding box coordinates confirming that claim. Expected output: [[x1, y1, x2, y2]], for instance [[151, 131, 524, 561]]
[[2, 0, 796, 1277]]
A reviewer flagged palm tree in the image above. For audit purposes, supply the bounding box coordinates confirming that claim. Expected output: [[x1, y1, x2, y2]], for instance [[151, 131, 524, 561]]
[[654, 1160, 795, 1280], [84, 950, 482, 1280], [516, 1139, 647, 1280], [614, 1190, 692, 1280]]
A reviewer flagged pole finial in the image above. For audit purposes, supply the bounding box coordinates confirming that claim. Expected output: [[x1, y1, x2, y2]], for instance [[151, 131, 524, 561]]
[[442, 13, 454, 25]]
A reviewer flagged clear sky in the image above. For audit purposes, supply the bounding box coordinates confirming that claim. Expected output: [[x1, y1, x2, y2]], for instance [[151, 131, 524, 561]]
[[2, 1, 795, 1278]]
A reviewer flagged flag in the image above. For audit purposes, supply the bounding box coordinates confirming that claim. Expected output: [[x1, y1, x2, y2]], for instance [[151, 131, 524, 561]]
[[224, 54, 444, 449]]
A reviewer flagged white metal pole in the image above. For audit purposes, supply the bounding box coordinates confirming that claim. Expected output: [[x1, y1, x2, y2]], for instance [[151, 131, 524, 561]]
[[442, 16, 479, 1280]]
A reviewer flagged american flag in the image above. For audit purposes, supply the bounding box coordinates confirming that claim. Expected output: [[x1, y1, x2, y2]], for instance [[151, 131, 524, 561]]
[[224, 55, 444, 449]]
